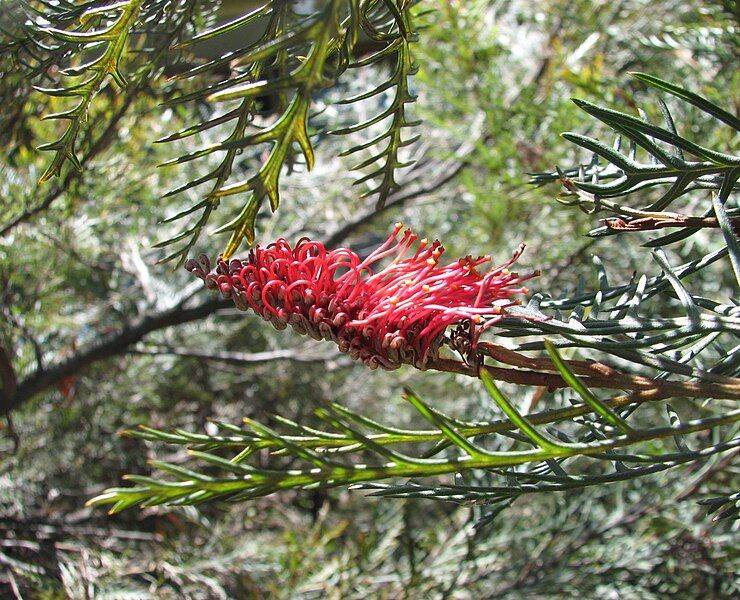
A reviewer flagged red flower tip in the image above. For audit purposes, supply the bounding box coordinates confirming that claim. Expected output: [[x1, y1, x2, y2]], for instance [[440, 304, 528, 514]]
[[187, 227, 537, 370]]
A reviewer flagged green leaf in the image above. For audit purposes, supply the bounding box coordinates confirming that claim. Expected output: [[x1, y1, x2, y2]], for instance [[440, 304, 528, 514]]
[[544, 340, 635, 435], [36, 0, 143, 181], [479, 368, 569, 453], [175, 2, 272, 47], [572, 98, 739, 165], [630, 72, 740, 130]]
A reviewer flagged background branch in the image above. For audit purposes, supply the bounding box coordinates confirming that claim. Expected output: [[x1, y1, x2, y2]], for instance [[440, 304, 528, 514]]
[[6, 296, 230, 414], [129, 345, 338, 364]]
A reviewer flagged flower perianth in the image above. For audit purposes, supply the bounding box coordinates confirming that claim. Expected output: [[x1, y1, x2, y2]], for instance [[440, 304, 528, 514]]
[[185, 225, 538, 370]]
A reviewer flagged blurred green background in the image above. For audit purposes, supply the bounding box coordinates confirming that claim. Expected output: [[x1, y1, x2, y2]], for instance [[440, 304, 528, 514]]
[[0, 0, 737, 597]]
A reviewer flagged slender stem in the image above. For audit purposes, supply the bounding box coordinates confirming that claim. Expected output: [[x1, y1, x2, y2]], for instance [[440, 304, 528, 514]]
[[91, 408, 740, 511], [143, 387, 685, 455], [604, 215, 740, 235], [425, 353, 740, 401]]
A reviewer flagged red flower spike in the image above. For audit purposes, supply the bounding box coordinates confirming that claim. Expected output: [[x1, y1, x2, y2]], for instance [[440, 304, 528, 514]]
[[186, 226, 538, 370]]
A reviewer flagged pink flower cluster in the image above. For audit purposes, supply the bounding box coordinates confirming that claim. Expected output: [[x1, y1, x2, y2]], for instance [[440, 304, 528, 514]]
[[186, 225, 537, 370]]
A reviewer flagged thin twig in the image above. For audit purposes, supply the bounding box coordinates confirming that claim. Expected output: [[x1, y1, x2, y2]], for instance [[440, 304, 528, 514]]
[[6, 568, 22, 600], [426, 355, 740, 401], [605, 215, 740, 235], [674, 447, 740, 501], [130, 345, 337, 364]]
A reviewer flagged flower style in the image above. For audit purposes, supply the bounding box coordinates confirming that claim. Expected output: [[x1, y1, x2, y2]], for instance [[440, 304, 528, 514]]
[[186, 224, 537, 370]]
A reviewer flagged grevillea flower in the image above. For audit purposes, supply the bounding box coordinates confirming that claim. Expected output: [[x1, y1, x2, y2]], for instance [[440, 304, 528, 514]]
[[186, 224, 538, 370]]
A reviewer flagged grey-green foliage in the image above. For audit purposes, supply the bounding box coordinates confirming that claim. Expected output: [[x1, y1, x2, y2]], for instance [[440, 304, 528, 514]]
[[16, 0, 421, 264], [1, 0, 739, 597]]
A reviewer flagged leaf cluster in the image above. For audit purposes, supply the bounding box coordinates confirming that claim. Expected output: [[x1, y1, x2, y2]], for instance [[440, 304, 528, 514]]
[[89, 344, 739, 516], [531, 73, 739, 248], [22, 0, 422, 263]]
